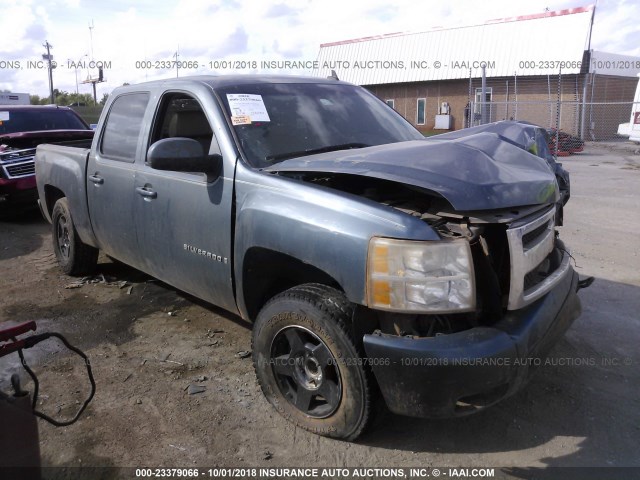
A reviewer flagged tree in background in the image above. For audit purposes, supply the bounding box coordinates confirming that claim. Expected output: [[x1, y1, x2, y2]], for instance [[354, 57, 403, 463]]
[[30, 91, 97, 106], [28, 90, 105, 124]]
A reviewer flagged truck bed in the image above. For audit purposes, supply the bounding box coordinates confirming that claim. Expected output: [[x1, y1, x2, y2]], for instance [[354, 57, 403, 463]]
[[35, 142, 96, 247]]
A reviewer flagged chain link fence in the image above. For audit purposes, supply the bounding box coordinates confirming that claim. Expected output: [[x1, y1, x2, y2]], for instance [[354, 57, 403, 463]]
[[367, 69, 639, 143], [468, 100, 638, 141], [461, 71, 639, 143]]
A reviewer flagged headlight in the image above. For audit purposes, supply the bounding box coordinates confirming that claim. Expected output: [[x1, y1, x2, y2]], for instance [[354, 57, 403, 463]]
[[367, 237, 475, 313]]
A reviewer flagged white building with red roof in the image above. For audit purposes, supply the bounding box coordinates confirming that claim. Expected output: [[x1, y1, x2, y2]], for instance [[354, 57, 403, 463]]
[[313, 5, 640, 137]]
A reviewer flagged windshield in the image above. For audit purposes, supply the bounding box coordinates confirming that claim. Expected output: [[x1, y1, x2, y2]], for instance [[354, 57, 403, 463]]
[[216, 82, 424, 168], [0, 109, 88, 135]]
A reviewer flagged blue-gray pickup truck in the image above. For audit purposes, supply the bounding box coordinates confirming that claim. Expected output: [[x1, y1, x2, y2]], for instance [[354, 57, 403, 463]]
[[35, 75, 588, 440]]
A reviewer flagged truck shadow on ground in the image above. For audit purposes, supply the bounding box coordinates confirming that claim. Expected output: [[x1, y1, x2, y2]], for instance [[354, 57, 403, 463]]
[[359, 277, 639, 467], [0, 208, 44, 261], [2, 258, 251, 352], [95, 259, 253, 333]]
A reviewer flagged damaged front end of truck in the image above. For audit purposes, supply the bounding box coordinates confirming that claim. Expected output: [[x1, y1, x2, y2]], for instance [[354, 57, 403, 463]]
[[265, 127, 590, 418]]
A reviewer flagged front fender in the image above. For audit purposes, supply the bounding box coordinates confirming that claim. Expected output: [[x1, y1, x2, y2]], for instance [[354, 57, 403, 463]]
[[233, 165, 439, 318]]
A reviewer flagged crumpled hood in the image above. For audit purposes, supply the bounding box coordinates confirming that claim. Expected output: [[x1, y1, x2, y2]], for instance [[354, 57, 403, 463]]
[[265, 132, 559, 211]]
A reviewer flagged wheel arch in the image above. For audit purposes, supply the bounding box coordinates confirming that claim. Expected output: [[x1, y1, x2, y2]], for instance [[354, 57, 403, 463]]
[[241, 247, 345, 321], [44, 184, 66, 218]]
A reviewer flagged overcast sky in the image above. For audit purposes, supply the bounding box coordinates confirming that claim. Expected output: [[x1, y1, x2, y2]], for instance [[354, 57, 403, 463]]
[[0, 0, 638, 99]]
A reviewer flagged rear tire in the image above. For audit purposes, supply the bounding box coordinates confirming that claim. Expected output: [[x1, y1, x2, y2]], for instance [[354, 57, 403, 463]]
[[252, 283, 372, 440], [51, 198, 98, 276]]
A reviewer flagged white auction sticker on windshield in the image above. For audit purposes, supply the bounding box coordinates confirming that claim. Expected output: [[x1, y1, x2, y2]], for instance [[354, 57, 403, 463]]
[[226, 94, 270, 122], [0, 112, 10, 121]]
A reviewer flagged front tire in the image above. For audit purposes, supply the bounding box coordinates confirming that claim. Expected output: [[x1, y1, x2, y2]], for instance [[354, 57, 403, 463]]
[[252, 284, 372, 440], [51, 198, 98, 276]]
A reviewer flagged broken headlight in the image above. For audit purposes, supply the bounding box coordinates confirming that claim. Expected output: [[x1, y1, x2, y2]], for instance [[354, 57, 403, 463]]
[[367, 237, 475, 313]]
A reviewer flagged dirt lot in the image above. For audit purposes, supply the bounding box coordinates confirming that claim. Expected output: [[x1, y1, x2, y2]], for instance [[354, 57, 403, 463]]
[[1, 143, 639, 474]]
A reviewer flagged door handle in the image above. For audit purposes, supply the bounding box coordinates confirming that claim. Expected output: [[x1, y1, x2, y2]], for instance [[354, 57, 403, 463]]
[[88, 174, 104, 185], [136, 186, 157, 199]]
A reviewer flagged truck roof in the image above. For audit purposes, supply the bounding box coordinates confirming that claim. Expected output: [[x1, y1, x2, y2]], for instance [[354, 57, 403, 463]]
[[115, 74, 352, 92]]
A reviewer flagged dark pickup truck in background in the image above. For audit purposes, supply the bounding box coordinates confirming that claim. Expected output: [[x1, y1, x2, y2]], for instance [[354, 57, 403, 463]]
[[35, 75, 588, 440], [0, 105, 93, 214]]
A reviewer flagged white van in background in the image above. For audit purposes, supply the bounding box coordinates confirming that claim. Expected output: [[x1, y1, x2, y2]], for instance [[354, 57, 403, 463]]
[[618, 74, 640, 142], [0, 93, 30, 105]]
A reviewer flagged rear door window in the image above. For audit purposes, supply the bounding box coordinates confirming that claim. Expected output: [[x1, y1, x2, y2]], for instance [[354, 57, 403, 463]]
[[100, 93, 150, 162]]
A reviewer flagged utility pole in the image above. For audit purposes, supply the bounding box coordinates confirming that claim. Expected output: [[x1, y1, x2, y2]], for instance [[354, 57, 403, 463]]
[[42, 41, 55, 104], [481, 64, 487, 125], [174, 48, 180, 78], [73, 61, 78, 95], [70, 54, 88, 96], [81, 21, 104, 105], [89, 20, 95, 60]]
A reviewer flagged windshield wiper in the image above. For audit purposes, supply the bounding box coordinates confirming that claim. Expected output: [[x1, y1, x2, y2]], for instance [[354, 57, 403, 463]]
[[266, 143, 370, 162]]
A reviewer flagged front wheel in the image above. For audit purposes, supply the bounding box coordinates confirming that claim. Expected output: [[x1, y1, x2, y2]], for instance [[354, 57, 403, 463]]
[[51, 198, 98, 276], [252, 284, 372, 440]]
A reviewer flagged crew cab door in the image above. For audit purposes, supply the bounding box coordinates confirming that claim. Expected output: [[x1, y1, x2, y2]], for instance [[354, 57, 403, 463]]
[[87, 92, 149, 268], [134, 92, 237, 313]]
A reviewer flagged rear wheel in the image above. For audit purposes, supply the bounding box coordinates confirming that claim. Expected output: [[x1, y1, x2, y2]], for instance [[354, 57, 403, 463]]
[[52, 198, 98, 276], [252, 283, 372, 440]]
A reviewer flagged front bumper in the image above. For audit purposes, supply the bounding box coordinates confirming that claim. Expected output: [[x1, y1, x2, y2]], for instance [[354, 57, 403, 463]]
[[0, 177, 39, 211], [363, 260, 581, 418]]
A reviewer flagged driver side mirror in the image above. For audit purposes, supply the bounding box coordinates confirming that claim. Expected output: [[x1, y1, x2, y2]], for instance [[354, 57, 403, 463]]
[[147, 137, 222, 178]]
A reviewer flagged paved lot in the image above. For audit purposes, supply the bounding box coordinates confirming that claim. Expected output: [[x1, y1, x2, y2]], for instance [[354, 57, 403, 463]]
[[0, 143, 639, 473]]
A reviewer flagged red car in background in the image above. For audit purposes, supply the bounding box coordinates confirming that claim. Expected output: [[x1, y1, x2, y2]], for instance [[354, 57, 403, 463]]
[[0, 105, 93, 216], [546, 128, 585, 156]]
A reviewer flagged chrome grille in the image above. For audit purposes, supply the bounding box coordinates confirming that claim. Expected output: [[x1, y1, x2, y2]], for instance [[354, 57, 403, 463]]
[[6, 161, 35, 177], [506, 207, 571, 310], [0, 148, 36, 179]]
